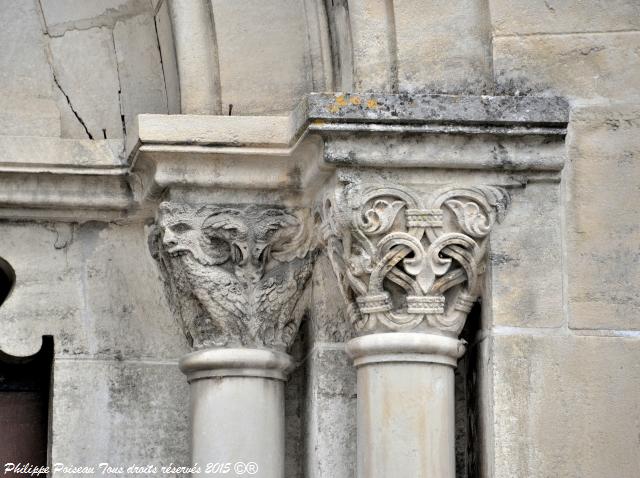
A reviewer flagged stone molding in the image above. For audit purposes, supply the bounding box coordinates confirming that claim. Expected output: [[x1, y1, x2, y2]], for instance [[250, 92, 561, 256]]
[[345, 333, 466, 368], [149, 202, 314, 351], [179, 347, 293, 382], [0, 93, 568, 221], [320, 182, 510, 336]]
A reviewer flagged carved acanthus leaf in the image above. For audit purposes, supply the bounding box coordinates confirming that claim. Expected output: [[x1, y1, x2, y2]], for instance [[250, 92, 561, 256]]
[[149, 203, 314, 351], [319, 183, 510, 336]]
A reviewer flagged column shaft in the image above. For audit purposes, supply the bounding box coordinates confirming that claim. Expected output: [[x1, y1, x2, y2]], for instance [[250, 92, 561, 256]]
[[167, 0, 221, 114], [357, 362, 455, 478], [180, 348, 292, 478], [347, 333, 464, 478]]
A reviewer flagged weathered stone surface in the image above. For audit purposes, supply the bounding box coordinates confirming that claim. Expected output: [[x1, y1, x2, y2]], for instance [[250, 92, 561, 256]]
[[394, 0, 493, 94], [113, 13, 168, 139], [0, 221, 188, 359], [323, 0, 353, 91], [53, 84, 93, 139], [309, 254, 352, 343], [50, 359, 189, 475], [0, 97, 60, 137], [0, 136, 123, 168], [321, 133, 566, 171], [301, 0, 333, 92], [566, 103, 640, 330], [494, 32, 640, 100], [134, 114, 296, 148], [308, 93, 570, 126], [40, 0, 153, 37], [304, 346, 356, 478], [0, 0, 54, 99], [0, 0, 63, 137], [491, 335, 640, 478], [489, 0, 640, 35], [168, 0, 222, 115], [347, 0, 395, 92], [49, 27, 124, 139], [154, 0, 180, 114], [488, 182, 564, 328], [210, 0, 313, 115]]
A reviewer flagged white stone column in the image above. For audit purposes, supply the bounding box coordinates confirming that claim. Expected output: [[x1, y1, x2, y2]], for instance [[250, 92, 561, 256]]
[[180, 348, 292, 477], [167, 0, 221, 114], [149, 203, 314, 477], [320, 183, 510, 478], [346, 333, 464, 478]]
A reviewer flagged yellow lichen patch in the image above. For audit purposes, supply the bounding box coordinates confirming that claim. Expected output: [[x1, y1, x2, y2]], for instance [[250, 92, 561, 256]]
[[312, 119, 326, 125], [329, 104, 340, 113], [366, 98, 378, 109], [350, 96, 361, 106], [335, 95, 348, 107]]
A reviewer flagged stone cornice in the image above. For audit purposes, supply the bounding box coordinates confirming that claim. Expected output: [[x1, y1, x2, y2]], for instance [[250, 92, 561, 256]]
[[0, 93, 568, 221]]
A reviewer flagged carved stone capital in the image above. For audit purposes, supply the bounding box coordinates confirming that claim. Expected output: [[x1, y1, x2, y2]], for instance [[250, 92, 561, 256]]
[[149, 202, 314, 351], [319, 183, 510, 336]]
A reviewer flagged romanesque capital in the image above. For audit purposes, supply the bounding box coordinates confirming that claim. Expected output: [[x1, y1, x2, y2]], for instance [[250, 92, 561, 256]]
[[149, 202, 315, 351], [319, 183, 510, 336]]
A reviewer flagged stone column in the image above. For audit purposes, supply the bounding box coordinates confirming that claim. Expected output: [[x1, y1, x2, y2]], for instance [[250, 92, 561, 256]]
[[149, 203, 314, 477], [180, 348, 291, 476], [320, 183, 510, 478], [167, 0, 221, 114]]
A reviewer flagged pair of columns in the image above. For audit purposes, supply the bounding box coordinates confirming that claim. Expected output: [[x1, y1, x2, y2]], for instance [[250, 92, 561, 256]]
[[150, 184, 509, 477]]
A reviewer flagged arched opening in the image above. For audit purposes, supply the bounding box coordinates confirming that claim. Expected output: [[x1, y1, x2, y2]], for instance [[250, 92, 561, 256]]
[[0, 257, 15, 307]]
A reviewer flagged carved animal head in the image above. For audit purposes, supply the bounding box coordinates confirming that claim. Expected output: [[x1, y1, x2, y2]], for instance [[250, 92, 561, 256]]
[[202, 206, 301, 283]]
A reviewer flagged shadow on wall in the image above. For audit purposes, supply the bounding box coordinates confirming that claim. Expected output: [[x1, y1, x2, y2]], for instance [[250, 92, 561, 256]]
[[0, 257, 15, 307]]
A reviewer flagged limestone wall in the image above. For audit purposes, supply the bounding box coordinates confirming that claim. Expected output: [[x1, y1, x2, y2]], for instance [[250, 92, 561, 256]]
[[483, 3, 640, 477], [0, 221, 190, 466]]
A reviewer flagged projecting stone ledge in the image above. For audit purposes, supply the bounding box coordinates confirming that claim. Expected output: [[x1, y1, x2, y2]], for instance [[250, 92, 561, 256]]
[[306, 92, 570, 127], [0, 92, 569, 221], [129, 92, 569, 155]]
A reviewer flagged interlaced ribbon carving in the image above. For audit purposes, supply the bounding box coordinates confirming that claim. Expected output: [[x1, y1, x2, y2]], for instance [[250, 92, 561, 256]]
[[320, 184, 510, 335]]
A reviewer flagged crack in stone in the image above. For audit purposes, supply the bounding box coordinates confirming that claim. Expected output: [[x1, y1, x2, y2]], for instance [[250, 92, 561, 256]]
[[37, 0, 155, 38], [153, 13, 170, 113], [111, 28, 127, 139], [52, 71, 93, 140], [544, 0, 556, 13], [37, 0, 96, 140]]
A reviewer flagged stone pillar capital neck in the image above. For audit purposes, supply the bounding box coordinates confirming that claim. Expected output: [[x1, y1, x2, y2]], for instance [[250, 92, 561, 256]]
[[320, 182, 510, 337], [149, 201, 315, 352], [179, 347, 294, 382], [346, 333, 466, 368]]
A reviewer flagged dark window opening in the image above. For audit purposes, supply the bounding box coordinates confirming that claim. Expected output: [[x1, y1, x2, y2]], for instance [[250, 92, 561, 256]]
[[0, 257, 15, 307], [0, 336, 53, 475]]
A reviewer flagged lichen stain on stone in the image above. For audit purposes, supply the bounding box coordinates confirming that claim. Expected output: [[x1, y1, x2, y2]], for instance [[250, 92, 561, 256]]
[[335, 95, 348, 107], [350, 96, 361, 106], [366, 98, 378, 109]]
